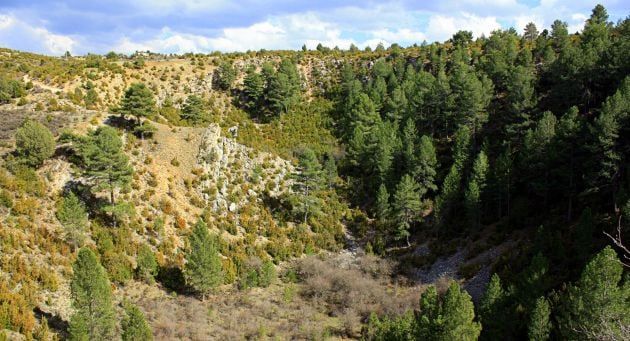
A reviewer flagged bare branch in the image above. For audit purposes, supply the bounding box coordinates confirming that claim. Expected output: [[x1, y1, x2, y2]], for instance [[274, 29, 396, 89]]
[[603, 214, 630, 268]]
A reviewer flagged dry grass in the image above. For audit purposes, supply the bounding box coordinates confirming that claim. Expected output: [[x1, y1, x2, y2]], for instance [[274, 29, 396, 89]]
[[294, 253, 424, 337], [124, 252, 423, 340]]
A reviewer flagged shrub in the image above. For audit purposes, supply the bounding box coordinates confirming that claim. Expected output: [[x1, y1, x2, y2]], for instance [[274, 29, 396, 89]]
[[136, 245, 158, 283], [14, 119, 55, 168]]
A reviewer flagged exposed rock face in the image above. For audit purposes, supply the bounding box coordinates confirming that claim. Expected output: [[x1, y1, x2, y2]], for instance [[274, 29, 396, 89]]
[[196, 124, 294, 214], [38, 159, 74, 195]]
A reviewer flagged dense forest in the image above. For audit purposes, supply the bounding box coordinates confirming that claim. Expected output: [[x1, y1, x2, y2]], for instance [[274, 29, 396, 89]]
[[0, 3, 629, 340]]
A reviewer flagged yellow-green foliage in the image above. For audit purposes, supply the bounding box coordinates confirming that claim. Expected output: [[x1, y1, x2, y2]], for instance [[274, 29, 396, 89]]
[[226, 99, 338, 160]]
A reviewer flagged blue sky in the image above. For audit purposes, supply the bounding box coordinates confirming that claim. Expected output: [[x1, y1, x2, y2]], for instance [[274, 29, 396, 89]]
[[0, 0, 627, 55]]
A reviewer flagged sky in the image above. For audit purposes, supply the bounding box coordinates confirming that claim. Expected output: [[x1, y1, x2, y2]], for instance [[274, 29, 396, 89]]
[[0, 0, 627, 56]]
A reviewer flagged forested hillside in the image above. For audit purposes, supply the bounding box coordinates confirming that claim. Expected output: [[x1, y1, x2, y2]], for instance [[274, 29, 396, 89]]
[[0, 4, 629, 340]]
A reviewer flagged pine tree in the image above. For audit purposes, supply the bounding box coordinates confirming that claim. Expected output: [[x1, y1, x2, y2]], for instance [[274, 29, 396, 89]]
[[523, 111, 557, 204], [14, 119, 55, 168], [243, 66, 264, 115], [117, 83, 155, 124], [524, 22, 539, 43], [465, 150, 489, 229], [415, 135, 438, 194], [372, 121, 398, 186], [401, 118, 417, 175], [528, 297, 551, 341], [416, 282, 481, 340], [69, 248, 116, 341], [184, 219, 223, 298], [449, 63, 492, 135], [121, 302, 153, 341], [216, 60, 236, 91], [349, 93, 381, 137], [416, 286, 441, 340], [554, 106, 581, 221], [267, 59, 301, 115], [558, 246, 630, 340], [322, 152, 338, 189], [81, 126, 133, 205], [435, 125, 471, 227], [292, 148, 323, 223], [375, 183, 390, 221], [393, 174, 423, 246], [441, 282, 482, 341], [479, 274, 508, 340], [181, 95, 206, 125], [57, 192, 88, 251]]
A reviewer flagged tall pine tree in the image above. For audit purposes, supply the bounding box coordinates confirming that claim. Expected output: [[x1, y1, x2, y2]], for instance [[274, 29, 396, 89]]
[[184, 219, 223, 298], [69, 248, 116, 341]]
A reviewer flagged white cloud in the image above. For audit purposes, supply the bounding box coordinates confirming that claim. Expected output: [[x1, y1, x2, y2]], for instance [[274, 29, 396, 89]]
[[1, 1, 623, 55], [113, 13, 362, 53], [0, 13, 76, 55], [426, 13, 502, 42], [370, 28, 427, 46]]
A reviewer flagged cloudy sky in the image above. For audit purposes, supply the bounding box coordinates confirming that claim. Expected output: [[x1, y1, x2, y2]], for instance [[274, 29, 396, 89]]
[[0, 0, 627, 56]]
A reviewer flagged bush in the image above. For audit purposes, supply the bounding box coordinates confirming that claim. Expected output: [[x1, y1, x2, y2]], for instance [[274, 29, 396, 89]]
[[14, 119, 55, 168], [136, 244, 158, 283], [0, 190, 12, 209]]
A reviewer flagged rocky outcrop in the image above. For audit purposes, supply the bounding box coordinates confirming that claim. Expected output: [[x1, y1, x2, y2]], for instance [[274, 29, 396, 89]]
[[196, 124, 294, 214]]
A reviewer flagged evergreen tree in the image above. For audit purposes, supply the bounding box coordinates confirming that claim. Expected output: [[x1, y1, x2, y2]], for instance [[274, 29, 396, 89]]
[[558, 246, 630, 340], [434, 125, 472, 227], [372, 121, 398, 186], [587, 77, 630, 210], [322, 152, 338, 189], [243, 65, 264, 115], [184, 219, 223, 298], [117, 83, 155, 124], [441, 282, 482, 341], [523, 111, 557, 204], [349, 93, 381, 137], [401, 118, 417, 175], [452, 30, 473, 46], [528, 297, 551, 341], [14, 119, 55, 168], [524, 22, 539, 43], [415, 135, 438, 194], [465, 150, 489, 229], [553, 106, 581, 221], [392, 174, 423, 246], [416, 282, 481, 340], [292, 148, 323, 223], [216, 60, 236, 91], [517, 252, 550, 308], [57, 192, 88, 251], [267, 59, 301, 115], [479, 274, 508, 340], [375, 183, 390, 221], [181, 95, 206, 125], [81, 126, 133, 205], [449, 63, 492, 135], [121, 302, 153, 341], [69, 248, 116, 341], [416, 286, 441, 340]]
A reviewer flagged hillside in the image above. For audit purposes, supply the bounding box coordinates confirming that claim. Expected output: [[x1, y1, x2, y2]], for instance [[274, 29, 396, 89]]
[[1, 4, 630, 340]]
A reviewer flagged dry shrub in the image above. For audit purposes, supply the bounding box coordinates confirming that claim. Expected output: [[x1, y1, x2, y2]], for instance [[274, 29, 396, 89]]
[[295, 254, 422, 319]]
